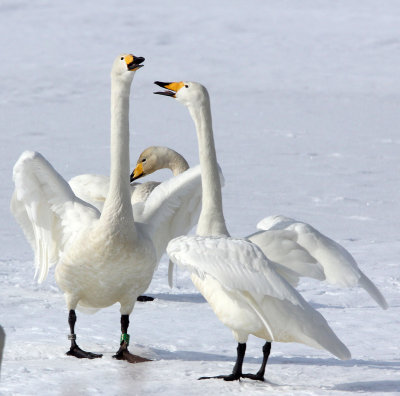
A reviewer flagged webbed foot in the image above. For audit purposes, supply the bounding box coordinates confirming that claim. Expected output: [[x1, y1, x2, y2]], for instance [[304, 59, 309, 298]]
[[199, 373, 241, 381], [66, 344, 102, 359], [113, 341, 150, 364], [241, 373, 265, 381]]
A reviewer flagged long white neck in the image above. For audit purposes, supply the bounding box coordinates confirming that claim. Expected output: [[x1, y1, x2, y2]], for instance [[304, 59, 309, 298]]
[[188, 96, 229, 237], [101, 77, 136, 236]]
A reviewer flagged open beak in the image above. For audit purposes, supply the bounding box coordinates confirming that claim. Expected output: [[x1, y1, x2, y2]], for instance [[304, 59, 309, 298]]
[[126, 55, 145, 71], [130, 162, 144, 182], [154, 81, 184, 97]]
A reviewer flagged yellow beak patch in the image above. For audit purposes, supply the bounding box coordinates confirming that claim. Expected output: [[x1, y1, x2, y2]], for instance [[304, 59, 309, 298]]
[[124, 54, 134, 66], [165, 81, 185, 93], [133, 162, 144, 179]]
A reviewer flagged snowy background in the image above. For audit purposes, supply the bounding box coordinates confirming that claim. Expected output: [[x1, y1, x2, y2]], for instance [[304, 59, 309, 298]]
[[1, 0, 399, 394]]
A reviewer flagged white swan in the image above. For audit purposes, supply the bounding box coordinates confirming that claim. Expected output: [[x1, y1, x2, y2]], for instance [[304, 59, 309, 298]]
[[156, 81, 351, 381], [11, 54, 157, 363], [137, 151, 388, 310]]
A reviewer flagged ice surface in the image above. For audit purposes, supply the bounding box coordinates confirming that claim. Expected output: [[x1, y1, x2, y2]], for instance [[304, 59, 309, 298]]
[[1, 1, 399, 395]]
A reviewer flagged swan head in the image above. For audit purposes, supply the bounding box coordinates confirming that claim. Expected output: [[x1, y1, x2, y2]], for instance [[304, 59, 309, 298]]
[[131, 146, 167, 181], [111, 54, 145, 83], [154, 81, 209, 108]]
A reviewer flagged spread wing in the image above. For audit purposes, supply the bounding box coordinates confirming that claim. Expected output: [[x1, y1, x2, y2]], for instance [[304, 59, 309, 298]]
[[11, 151, 100, 283], [247, 229, 325, 286], [68, 174, 110, 211], [133, 165, 204, 261], [257, 215, 388, 309]]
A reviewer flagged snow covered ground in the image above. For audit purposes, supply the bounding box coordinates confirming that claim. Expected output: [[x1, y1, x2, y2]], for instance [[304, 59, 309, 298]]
[[1, 1, 399, 394]]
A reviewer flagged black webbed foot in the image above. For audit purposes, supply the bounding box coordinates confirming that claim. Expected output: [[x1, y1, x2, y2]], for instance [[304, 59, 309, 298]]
[[241, 373, 265, 381], [113, 341, 150, 364], [198, 373, 241, 381], [66, 344, 102, 359]]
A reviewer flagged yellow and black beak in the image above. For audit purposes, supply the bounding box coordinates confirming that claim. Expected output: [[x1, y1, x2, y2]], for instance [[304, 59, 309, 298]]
[[126, 55, 145, 71], [154, 81, 184, 97], [130, 162, 145, 182]]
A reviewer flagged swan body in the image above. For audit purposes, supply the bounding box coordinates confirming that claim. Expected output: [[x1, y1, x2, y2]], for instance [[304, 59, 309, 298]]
[[11, 54, 156, 361], [157, 81, 350, 381]]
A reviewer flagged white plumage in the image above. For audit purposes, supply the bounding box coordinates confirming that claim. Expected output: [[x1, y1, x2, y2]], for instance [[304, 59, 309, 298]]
[[67, 147, 218, 265], [157, 80, 351, 381], [253, 215, 388, 309], [168, 235, 350, 359], [11, 54, 157, 362], [130, 149, 387, 310]]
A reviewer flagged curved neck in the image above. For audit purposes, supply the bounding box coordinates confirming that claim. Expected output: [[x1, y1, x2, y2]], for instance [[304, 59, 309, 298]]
[[166, 149, 189, 176], [101, 77, 135, 234], [188, 98, 229, 237]]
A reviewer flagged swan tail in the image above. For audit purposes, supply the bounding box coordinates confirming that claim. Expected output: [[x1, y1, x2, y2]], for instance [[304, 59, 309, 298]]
[[358, 272, 388, 310]]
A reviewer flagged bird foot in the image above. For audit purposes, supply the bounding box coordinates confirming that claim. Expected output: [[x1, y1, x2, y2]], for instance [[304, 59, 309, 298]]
[[136, 295, 154, 302], [113, 341, 150, 364], [66, 344, 102, 359], [199, 373, 241, 381], [241, 373, 265, 381]]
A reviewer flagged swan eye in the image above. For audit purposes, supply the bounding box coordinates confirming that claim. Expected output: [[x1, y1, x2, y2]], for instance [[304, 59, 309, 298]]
[[142, 158, 146, 163], [120, 57, 124, 60], [185, 85, 189, 88]]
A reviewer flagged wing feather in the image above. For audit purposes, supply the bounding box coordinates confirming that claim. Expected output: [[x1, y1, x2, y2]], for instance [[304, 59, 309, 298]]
[[257, 215, 388, 309], [167, 235, 303, 307], [134, 165, 205, 261], [11, 151, 99, 282]]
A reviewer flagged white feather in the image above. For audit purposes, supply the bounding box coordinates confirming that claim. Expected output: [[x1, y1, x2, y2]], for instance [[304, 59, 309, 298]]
[[11, 55, 157, 321], [257, 215, 388, 309], [163, 81, 351, 365], [168, 235, 351, 359]]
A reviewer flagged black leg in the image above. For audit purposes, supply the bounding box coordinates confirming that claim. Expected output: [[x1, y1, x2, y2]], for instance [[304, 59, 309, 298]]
[[199, 343, 246, 381], [112, 314, 150, 364], [65, 310, 102, 359], [241, 341, 271, 381]]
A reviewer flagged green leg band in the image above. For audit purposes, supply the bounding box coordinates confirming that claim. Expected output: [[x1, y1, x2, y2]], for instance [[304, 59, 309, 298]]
[[120, 333, 130, 346]]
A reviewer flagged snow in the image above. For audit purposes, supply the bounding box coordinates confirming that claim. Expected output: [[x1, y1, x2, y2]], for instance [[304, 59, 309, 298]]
[[1, 0, 399, 394]]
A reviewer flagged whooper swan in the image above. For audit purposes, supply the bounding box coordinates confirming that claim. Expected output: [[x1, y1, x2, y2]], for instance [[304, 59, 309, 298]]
[[11, 54, 156, 363], [155, 81, 351, 381]]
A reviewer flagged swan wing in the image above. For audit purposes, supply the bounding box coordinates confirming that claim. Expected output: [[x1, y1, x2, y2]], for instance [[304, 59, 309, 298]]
[[68, 174, 110, 211], [257, 215, 388, 309], [168, 235, 351, 360], [247, 229, 325, 285], [167, 235, 303, 307], [133, 165, 204, 261], [11, 151, 100, 283], [130, 181, 160, 204]]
